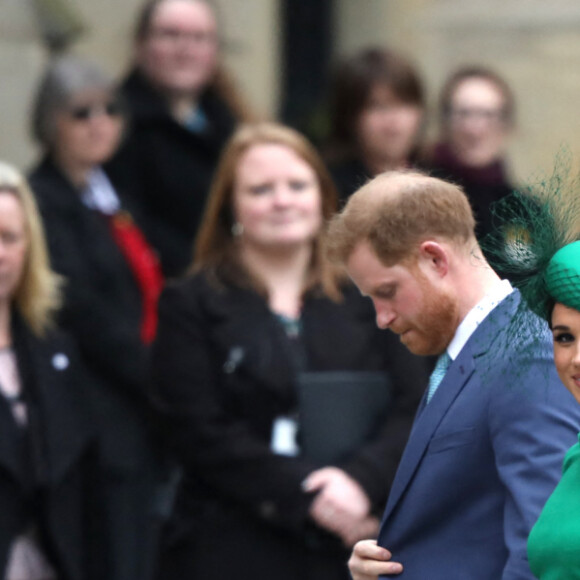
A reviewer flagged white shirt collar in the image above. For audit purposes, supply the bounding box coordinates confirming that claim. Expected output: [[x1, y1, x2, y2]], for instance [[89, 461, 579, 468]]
[[81, 167, 121, 215], [446, 279, 514, 361]]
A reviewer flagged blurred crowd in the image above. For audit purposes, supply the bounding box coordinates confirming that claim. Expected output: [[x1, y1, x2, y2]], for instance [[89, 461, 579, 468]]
[[0, 1, 526, 579]]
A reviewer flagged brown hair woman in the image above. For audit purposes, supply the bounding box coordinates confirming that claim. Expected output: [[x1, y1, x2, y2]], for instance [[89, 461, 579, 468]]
[[150, 122, 429, 580]]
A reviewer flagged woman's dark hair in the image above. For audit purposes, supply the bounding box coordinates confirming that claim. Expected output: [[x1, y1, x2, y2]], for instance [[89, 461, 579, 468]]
[[548, 298, 557, 329], [439, 65, 516, 129], [327, 47, 425, 162]]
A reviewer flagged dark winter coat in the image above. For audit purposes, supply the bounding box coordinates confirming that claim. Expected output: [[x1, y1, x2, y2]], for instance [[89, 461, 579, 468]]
[[28, 158, 160, 580], [0, 312, 106, 580], [108, 70, 238, 277]]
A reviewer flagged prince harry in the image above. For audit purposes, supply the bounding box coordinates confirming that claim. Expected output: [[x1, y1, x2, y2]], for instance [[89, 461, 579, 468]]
[[327, 171, 580, 579]]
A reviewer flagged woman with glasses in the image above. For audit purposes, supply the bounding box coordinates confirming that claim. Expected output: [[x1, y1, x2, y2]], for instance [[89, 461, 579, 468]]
[[28, 55, 164, 580], [426, 66, 517, 243], [109, 0, 253, 277]]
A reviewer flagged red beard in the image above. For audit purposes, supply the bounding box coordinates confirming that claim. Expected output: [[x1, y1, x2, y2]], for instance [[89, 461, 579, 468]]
[[398, 271, 459, 356]]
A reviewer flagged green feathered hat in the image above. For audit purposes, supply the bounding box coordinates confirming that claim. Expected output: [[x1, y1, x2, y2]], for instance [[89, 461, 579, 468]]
[[483, 153, 580, 321], [545, 241, 580, 314]]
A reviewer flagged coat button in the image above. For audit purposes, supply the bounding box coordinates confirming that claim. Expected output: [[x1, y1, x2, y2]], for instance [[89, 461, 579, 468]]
[[52, 353, 69, 370], [259, 500, 277, 519]]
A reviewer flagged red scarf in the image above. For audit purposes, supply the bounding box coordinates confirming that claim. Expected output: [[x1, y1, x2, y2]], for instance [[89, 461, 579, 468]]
[[107, 211, 164, 344]]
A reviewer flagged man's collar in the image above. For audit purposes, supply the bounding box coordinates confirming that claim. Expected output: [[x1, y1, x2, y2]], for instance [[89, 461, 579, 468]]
[[446, 279, 514, 360]]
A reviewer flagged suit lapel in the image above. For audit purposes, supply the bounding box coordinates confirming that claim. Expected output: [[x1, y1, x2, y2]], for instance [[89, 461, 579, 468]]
[[379, 291, 521, 530], [35, 359, 93, 485], [0, 396, 28, 484], [13, 317, 93, 486], [380, 348, 475, 524]]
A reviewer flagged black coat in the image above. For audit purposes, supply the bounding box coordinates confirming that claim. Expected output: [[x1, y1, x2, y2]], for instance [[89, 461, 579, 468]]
[[0, 313, 106, 580], [28, 158, 148, 407], [29, 158, 160, 580], [329, 156, 425, 206], [150, 272, 429, 580], [329, 157, 373, 205], [108, 70, 238, 277]]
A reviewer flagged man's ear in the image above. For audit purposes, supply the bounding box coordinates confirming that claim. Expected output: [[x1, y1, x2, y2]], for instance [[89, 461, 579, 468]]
[[418, 241, 449, 277]]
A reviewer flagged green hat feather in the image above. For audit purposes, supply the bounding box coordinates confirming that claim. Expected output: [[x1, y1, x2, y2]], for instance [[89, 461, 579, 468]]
[[466, 153, 580, 390], [483, 152, 580, 321]]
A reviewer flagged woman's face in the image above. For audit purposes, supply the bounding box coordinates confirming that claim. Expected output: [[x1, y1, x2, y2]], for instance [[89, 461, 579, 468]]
[[0, 192, 27, 305], [445, 77, 511, 168], [136, 0, 218, 97], [232, 143, 323, 253], [52, 89, 123, 168], [356, 83, 423, 169], [552, 302, 580, 403]]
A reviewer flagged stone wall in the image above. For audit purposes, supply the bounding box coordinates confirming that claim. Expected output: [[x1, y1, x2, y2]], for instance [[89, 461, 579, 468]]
[[2, 0, 580, 183], [0, 0, 281, 170], [336, 0, 580, 181]]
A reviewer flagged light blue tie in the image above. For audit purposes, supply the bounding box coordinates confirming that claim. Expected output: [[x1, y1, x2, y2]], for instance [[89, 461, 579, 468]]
[[427, 351, 452, 403]]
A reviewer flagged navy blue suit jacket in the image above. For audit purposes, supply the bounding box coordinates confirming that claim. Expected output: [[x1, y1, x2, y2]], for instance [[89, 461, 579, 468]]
[[377, 291, 580, 579]]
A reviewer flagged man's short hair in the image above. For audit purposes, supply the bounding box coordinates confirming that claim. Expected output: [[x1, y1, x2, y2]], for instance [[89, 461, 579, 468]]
[[327, 170, 476, 266]]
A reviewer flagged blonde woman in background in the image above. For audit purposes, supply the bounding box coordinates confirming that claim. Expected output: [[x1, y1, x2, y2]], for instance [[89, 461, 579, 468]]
[[0, 162, 106, 580]]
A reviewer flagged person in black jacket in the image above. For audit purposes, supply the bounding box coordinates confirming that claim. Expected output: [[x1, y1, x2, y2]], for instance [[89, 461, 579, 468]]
[[150, 122, 429, 580], [27, 55, 164, 580], [0, 161, 106, 580], [108, 0, 252, 277]]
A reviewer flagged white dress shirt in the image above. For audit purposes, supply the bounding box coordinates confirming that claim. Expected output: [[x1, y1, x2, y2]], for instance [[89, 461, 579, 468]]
[[446, 279, 514, 361]]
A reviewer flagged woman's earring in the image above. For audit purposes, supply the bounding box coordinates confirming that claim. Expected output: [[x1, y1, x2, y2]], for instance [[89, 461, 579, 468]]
[[231, 222, 244, 237]]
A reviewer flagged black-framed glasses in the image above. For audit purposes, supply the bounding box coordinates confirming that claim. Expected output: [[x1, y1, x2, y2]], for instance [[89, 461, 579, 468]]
[[67, 101, 123, 121]]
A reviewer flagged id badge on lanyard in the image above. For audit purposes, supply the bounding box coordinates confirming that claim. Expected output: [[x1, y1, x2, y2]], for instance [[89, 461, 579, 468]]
[[270, 416, 299, 456]]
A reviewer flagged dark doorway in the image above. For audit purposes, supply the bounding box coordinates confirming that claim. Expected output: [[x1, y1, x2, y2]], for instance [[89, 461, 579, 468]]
[[280, 0, 334, 146]]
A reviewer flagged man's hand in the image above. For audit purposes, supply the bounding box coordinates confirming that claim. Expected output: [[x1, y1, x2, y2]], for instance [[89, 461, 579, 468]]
[[349, 540, 403, 579]]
